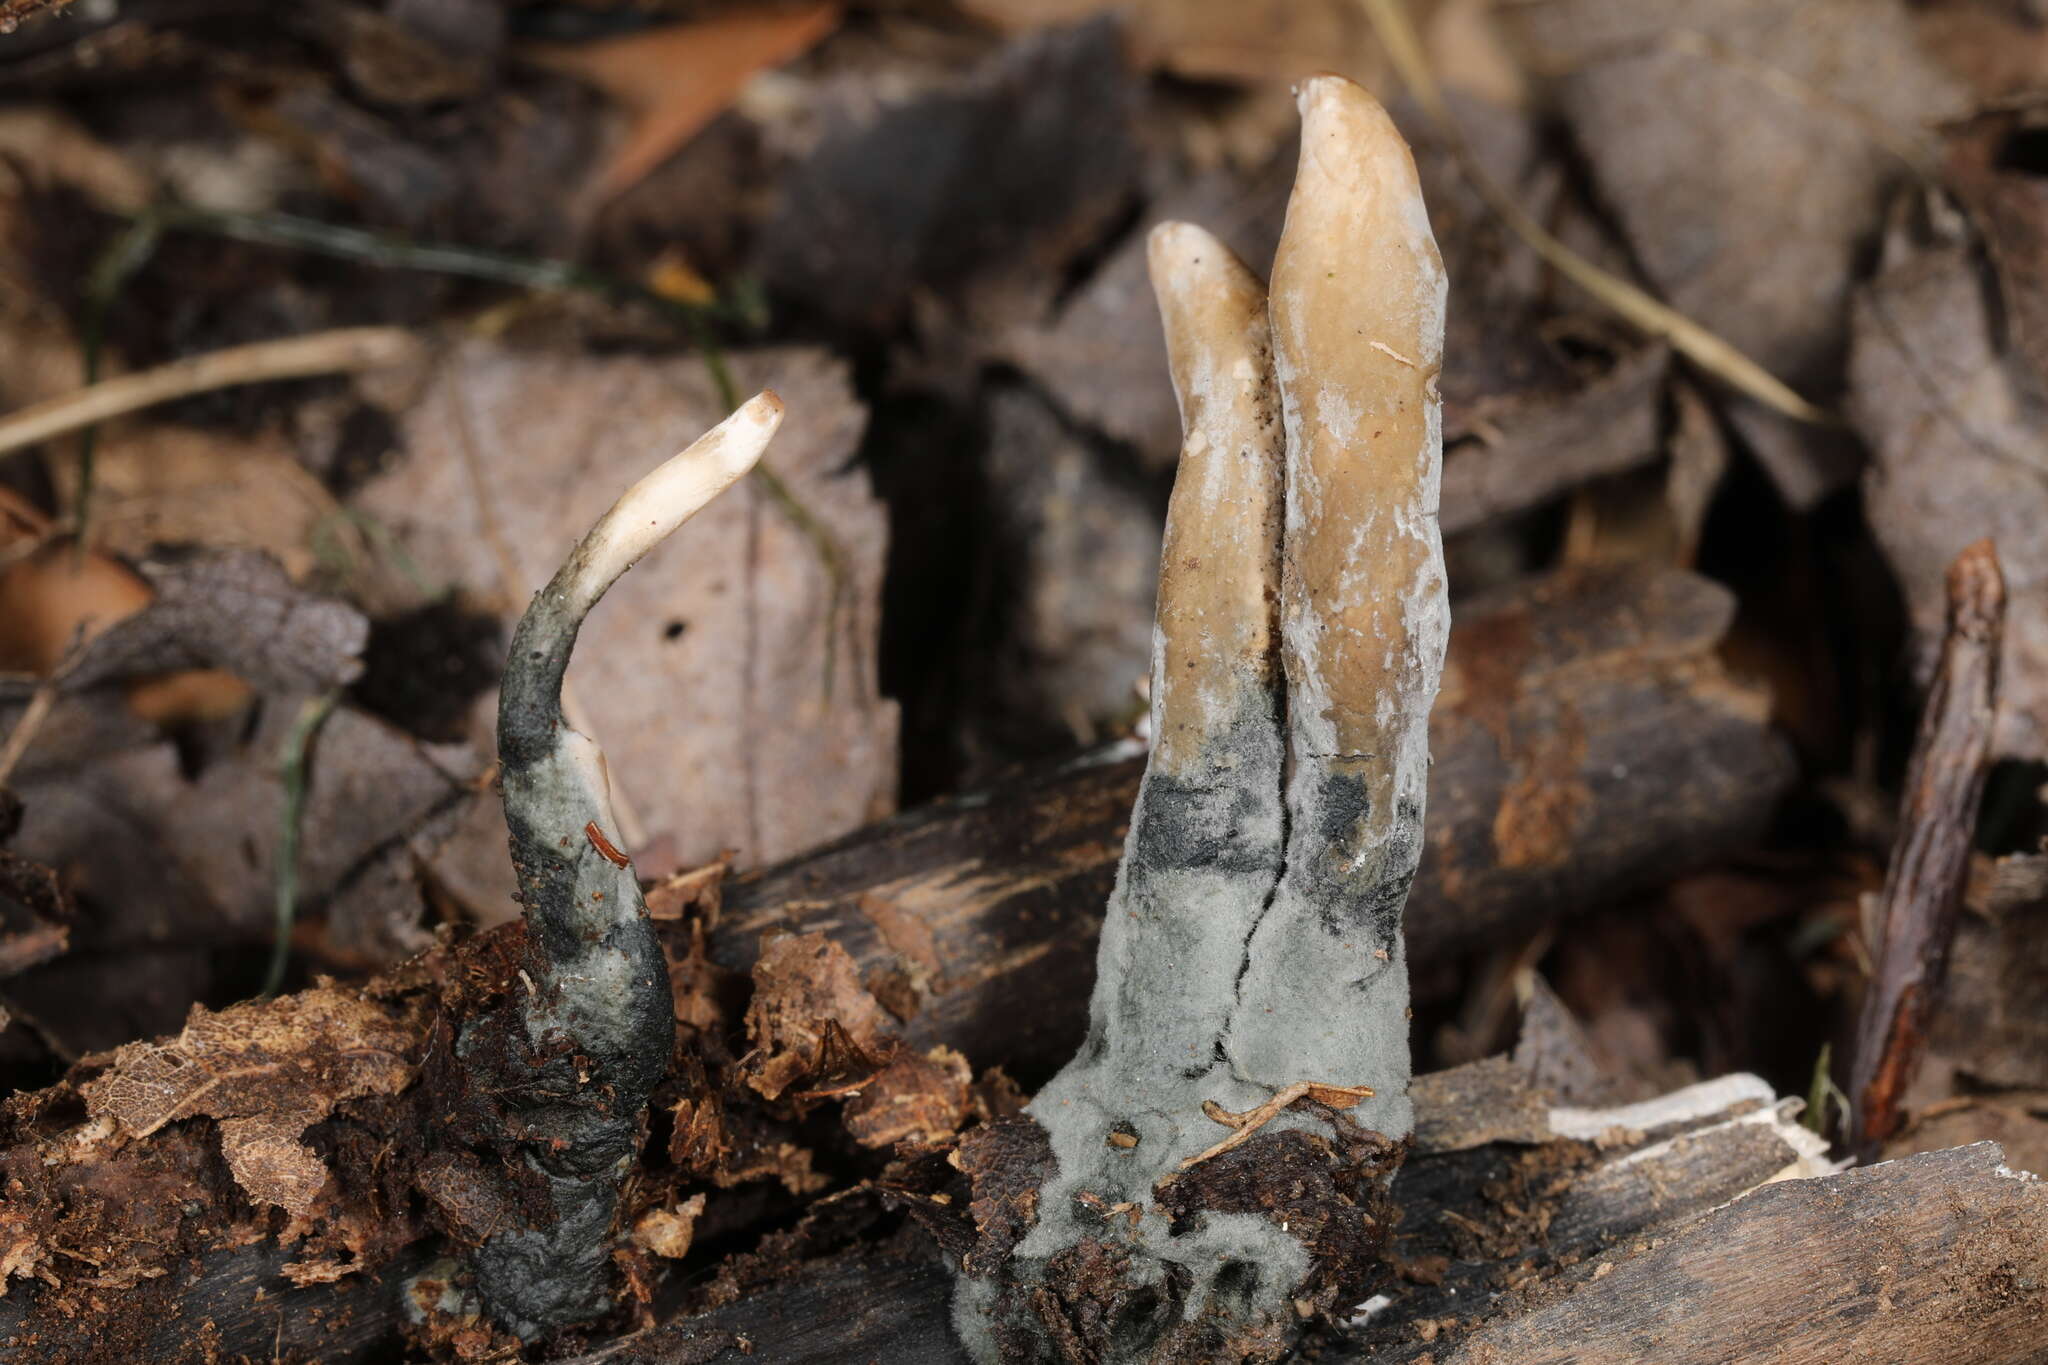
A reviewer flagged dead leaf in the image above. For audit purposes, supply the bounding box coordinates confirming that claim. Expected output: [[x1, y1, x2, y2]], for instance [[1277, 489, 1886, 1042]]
[[10, 704, 475, 984], [1503, 0, 1968, 507], [59, 550, 366, 698], [49, 425, 351, 583], [1946, 113, 2048, 393], [1850, 208, 2048, 759], [84, 986, 418, 1213], [0, 107, 153, 214], [993, 160, 1291, 471], [975, 385, 1159, 750], [751, 19, 1140, 338], [356, 340, 896, 870], [1930, 854, 2048, 1090], [957, 0, 1388, 86], [527, 3, 841, 206]]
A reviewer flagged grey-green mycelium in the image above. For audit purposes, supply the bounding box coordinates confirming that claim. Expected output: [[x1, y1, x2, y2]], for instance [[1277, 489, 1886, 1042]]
[[953, 75, 1448, 1362], [468, 391, 783, 1337]]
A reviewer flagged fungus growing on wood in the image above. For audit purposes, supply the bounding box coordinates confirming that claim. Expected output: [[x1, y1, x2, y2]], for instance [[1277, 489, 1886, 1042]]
[[470, 392, 783, 1337], [952, 75, 1448, 1361]]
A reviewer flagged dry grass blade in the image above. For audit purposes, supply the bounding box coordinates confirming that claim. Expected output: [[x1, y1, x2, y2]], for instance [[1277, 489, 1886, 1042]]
[[0, 327, 424, 460], [1359, 0, 1834, 427]]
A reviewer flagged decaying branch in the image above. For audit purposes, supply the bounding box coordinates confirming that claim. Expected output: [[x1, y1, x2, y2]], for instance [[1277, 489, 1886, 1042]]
[[1851, 539, 2006, 1156], [952, 76, 1449, 1361], [473, 392, 782, 1335]]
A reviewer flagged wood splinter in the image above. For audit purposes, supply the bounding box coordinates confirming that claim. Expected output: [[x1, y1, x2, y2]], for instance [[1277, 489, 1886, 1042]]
[[1179, 1082, 1378, 1173]]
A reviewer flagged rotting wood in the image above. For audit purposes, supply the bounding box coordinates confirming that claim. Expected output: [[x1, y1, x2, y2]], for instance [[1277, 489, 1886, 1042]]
[[1851, 539, 2006, 1157], [712, 561, 1793, 1083], [548, 1066, 2048, 1365], [0, 1056, 1841, 1364]]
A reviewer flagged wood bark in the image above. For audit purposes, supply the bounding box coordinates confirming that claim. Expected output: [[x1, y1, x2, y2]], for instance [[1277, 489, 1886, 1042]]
[[1851, 540, 2005, 1154]]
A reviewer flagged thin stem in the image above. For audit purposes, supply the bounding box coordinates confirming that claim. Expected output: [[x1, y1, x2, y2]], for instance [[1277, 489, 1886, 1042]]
[[0, 327, 419, 459], [263, 690, 340, 998]]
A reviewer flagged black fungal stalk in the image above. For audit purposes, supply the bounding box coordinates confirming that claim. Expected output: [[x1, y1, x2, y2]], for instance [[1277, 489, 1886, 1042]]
[[468, 391, 784, 1337]]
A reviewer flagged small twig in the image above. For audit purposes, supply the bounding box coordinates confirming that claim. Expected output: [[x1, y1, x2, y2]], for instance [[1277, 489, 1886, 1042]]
[[0, 680, 58, 789], [1359, 0, 1835, 427], [1849, 539, 2004, 1157], [262, 690, 341, 998], [0, 327, 422, 462], [1175, 1081, 1376, 1174]]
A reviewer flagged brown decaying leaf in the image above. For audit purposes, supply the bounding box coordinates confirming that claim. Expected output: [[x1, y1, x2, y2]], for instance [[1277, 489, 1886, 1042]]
[[526, 3, 841, 206], [1929, 853, 2048, 1093], [956, 0, 1389, 86], [59, 550, 366, 698], [50, 426, 352, 585], [83, 987, 418, 1214]]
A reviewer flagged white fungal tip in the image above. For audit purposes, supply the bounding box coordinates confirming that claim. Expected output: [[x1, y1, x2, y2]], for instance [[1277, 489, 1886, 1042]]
[[1146, 220, 1221, 274], [570, 389, 784, 610]]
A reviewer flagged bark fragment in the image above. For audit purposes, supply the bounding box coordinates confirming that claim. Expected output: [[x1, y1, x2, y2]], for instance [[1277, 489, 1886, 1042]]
[[1851, 541, 2005, 1155]]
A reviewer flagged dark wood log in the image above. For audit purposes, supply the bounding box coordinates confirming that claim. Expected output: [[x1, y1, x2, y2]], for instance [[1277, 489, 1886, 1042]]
[[555, 1086, 2048, 1365], [712, 562, 1795, 1079]]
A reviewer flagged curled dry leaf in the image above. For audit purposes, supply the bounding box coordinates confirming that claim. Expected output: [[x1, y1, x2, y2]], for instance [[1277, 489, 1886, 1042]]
[[83, 986, 418, 1214], [59, 550, 367, 697]]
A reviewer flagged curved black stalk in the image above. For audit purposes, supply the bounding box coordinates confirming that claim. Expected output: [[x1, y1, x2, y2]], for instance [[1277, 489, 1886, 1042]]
[[469, 391, 784, 1337]]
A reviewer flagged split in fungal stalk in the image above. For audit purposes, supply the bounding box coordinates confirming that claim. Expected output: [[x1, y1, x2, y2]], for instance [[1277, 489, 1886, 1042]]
[[470, 392, 783, 1338], [953, 75, 1447, 1362]]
